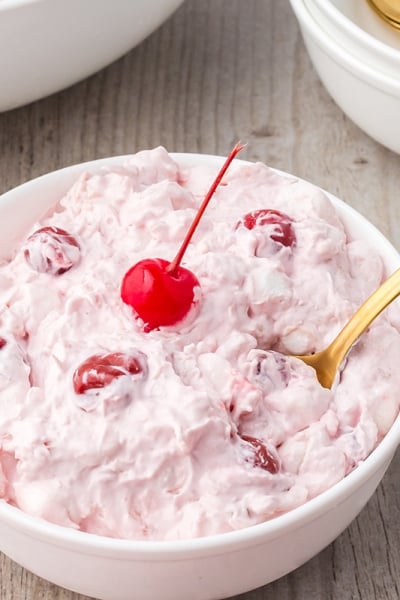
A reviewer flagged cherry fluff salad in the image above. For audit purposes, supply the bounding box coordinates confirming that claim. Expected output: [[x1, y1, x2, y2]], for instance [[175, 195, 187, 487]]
[[0, 146, 400, 541]]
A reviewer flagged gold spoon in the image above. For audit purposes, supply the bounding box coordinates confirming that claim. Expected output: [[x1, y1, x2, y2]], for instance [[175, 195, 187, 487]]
[[367, 0, 400, 30], [296, 267, 400, 388]]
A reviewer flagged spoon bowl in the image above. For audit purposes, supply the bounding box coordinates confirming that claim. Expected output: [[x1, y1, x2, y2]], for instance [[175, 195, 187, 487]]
[[297, 267, 400, 388]]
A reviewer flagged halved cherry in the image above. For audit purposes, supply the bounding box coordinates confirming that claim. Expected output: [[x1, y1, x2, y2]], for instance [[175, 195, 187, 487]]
[[236, 209, 295, 247], [241, 434, 280, 474], [23, 226, 80, 275], [73, 351, 147, 394]]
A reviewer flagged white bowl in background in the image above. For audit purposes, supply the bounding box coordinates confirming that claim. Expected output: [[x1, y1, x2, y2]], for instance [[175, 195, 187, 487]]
[[0, 0, 184, 112], [0, 153, 399, 600], [304, 0, 400, 78], [289, 0, 400, 155]]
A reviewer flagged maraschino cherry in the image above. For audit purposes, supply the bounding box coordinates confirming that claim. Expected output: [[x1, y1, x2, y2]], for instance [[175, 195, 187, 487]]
[[241, 434, 279, 474], [121, 143, 245, 331], [23, 226, 81, 275], [73, 351, 147, 394], [236, 209, 296, 247]]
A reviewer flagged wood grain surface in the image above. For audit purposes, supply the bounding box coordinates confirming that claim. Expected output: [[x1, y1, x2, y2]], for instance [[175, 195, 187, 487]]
[[1, 1, 400, 599]]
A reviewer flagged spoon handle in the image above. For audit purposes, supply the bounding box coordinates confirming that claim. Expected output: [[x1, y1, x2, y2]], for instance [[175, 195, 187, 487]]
[[327, 267, 400, 366]]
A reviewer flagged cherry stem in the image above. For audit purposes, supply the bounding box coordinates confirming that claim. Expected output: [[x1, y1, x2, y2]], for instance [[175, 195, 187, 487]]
[[166, 142, 246, 275]]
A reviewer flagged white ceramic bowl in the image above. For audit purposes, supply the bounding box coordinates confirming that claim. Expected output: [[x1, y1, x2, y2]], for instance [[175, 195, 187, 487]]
[[304, 0, 400, 78], [0, 0, 184, 112], [0, 153, 400, 600], [289, 0, 400, 155]]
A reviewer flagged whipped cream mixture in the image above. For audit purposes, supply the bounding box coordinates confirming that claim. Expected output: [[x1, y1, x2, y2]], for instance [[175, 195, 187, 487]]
[[0, 147, 399, 540]]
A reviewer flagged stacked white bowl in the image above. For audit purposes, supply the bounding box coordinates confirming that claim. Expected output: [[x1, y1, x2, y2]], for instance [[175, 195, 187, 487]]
[[289, 0, 400, 154]]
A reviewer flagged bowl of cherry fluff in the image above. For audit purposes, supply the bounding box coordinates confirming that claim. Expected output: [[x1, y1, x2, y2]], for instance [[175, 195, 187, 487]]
[[0, 0, 184, 112], [0, 146, 400, 600]]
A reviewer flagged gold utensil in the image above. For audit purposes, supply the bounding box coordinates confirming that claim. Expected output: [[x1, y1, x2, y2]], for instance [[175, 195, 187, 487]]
[[367, 0, 400, 30], [296, 268, 400, 388]]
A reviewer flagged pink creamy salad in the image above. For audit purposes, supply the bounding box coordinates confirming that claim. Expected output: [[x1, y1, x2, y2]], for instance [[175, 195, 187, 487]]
[[0, 147, 399, 540]]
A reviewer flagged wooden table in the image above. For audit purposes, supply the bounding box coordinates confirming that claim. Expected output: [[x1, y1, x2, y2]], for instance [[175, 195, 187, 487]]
[[1, 1, 400, 598]]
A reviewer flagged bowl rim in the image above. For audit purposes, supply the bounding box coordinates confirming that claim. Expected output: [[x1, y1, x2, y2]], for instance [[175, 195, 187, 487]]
[[0, 0, 42, 11], [0, 151, 399, 559], [290, 0, 400, 96], [307, 0, 400, 63], [0, 0, 184, 12]]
